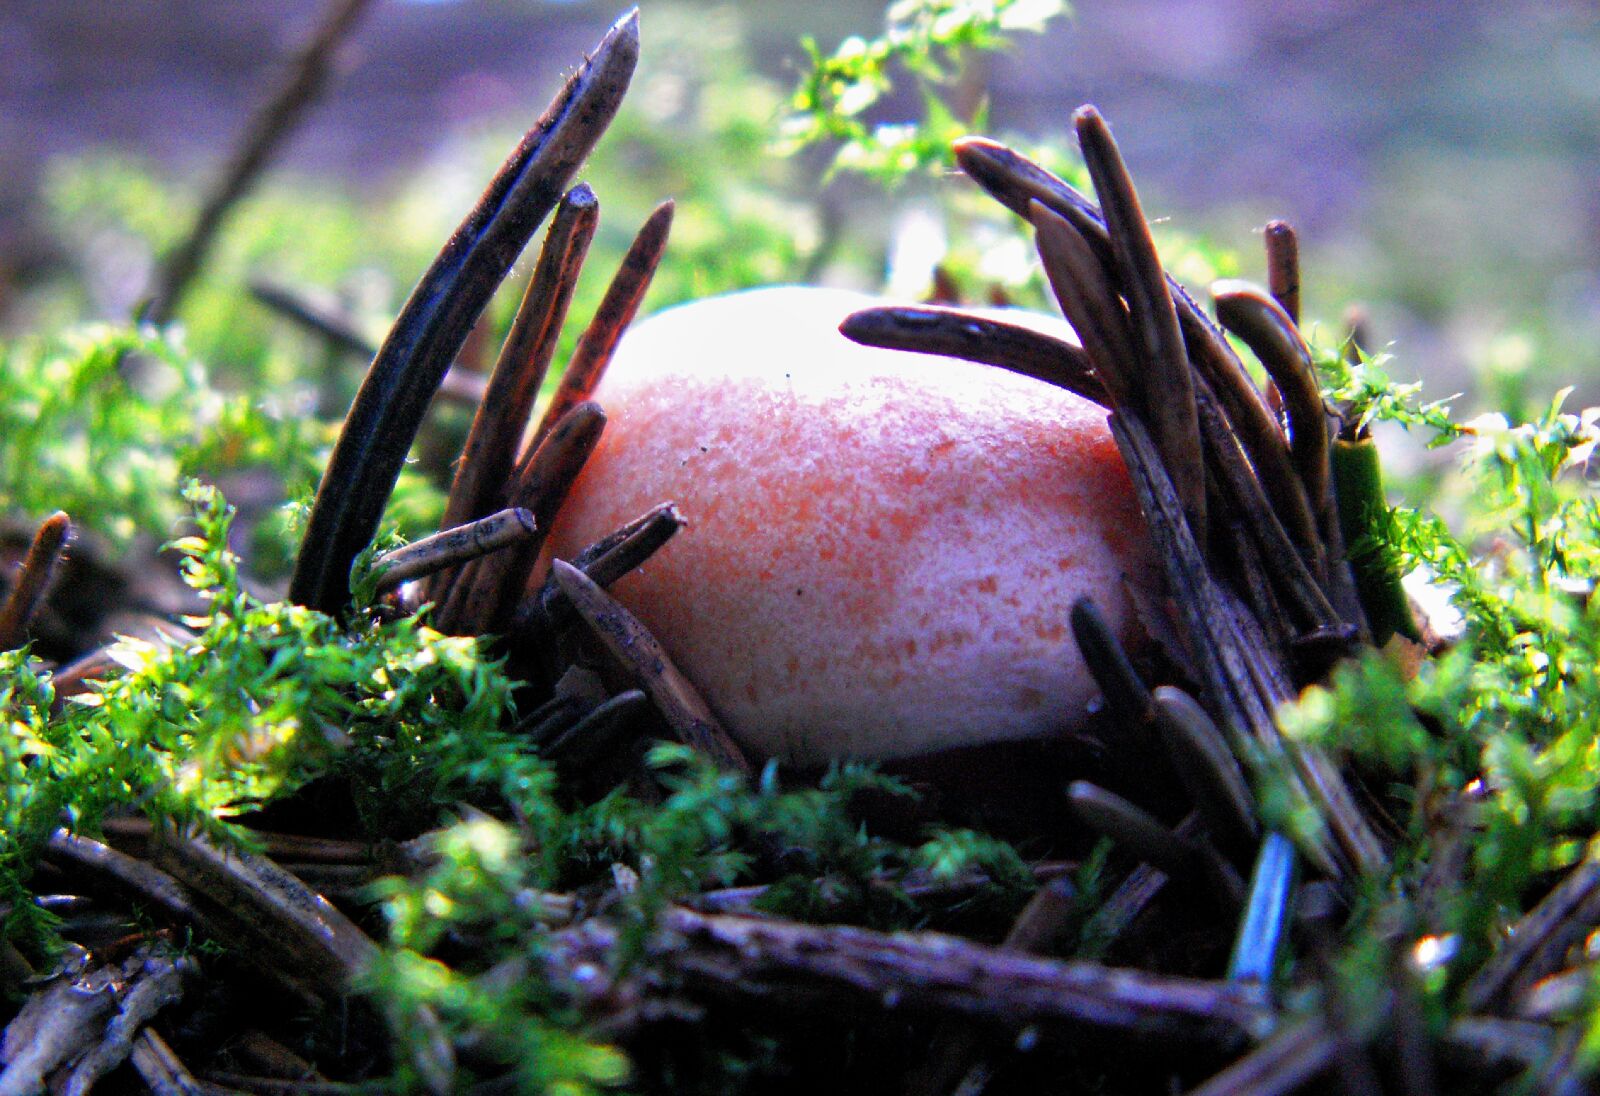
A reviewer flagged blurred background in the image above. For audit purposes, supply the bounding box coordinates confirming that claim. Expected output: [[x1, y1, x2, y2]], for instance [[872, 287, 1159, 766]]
[[2, 0, 1598, 401]]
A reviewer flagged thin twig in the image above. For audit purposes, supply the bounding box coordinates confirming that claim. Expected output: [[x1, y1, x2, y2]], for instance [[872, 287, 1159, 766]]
[[372, 508, 536, 592], [1112, 412, 1376, 878], [550, 906, 1273, 1049], [1463, 855, 1600, 1014], [150, 832, 453, 1092], [249, 277, 376, 358], [1185, 1016, 1335, 1096], [128, 1027, 211, 1096], [146, 0, 378, 323]]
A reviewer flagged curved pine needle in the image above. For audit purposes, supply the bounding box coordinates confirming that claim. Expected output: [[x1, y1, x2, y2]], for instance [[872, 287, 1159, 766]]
[[1030, 202, 1141, 413], [288, 11, 638, 614], [1212, 280, 1333, 534], [0, 510, 71, 650], [1152, 686, 1258, 850], [439, 185, 600, 536], [1073, 107, 1205, 542], [528, 200, 674, 451], [441, 402, 606, 635], [837, 304, 1108, 406], [1263, 221, 1300, 326], [1070, 597, 1154, 729], [956, 136, 1302, 544], [1067, 781, 1243, 907]]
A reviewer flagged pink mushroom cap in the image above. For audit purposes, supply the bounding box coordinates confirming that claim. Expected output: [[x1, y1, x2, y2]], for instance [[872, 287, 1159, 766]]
[[542, 286, 1159, 765]]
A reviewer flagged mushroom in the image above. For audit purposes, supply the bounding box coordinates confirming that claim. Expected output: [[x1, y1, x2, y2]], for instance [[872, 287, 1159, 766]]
[[542, 285, 1159, 766]]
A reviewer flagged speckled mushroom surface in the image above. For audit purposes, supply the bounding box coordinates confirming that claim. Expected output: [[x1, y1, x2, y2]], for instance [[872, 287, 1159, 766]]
[[542, 285, 1160, 765]]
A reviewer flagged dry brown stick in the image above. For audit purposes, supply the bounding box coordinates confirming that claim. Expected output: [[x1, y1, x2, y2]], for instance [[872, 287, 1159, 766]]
[[513, 501, 686, 640], [1071, 812, 1204, 958], [691, 862, 1077, 917], [0, 948, 194, 1096], [1075, 107, 1205, 540], [1263, 221, 1301, 327], [0, 511, 70, 650], [60, 953, 195, 1096], [151, 832, 453, 1093], [1212, 281, 1333, 538], [836, 304, 1108, 406], [527, 201, 674, 451], [1135, 391, 1380, 876], [0, 959, 122, 1092], [151, 833, 376, 1004], [905, 875, 1079, 1096], [99, 818, 370, 867], [47, 619, 198, 711], [551, 559, 751, 775], [1530, 1021, 1585, 1094], [552, 905, 1272, 1048], [373, 508, 536, 593], [128, 1027, 213, 1096], [1440, 1017, 1554, 1076], [1214, 569, 1386, 877], [205, 1074, 354, 1095], [440, 402, 606, 635], [230, 1029, 328, 1083], [1464, 855, 1600, 1014], [436, 185, 600, 541], [1185, 1015, 1335, 1096], [1224, 516, 1297, 656], [44, 830, 199, 926], [146, 0, 377, 323]]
